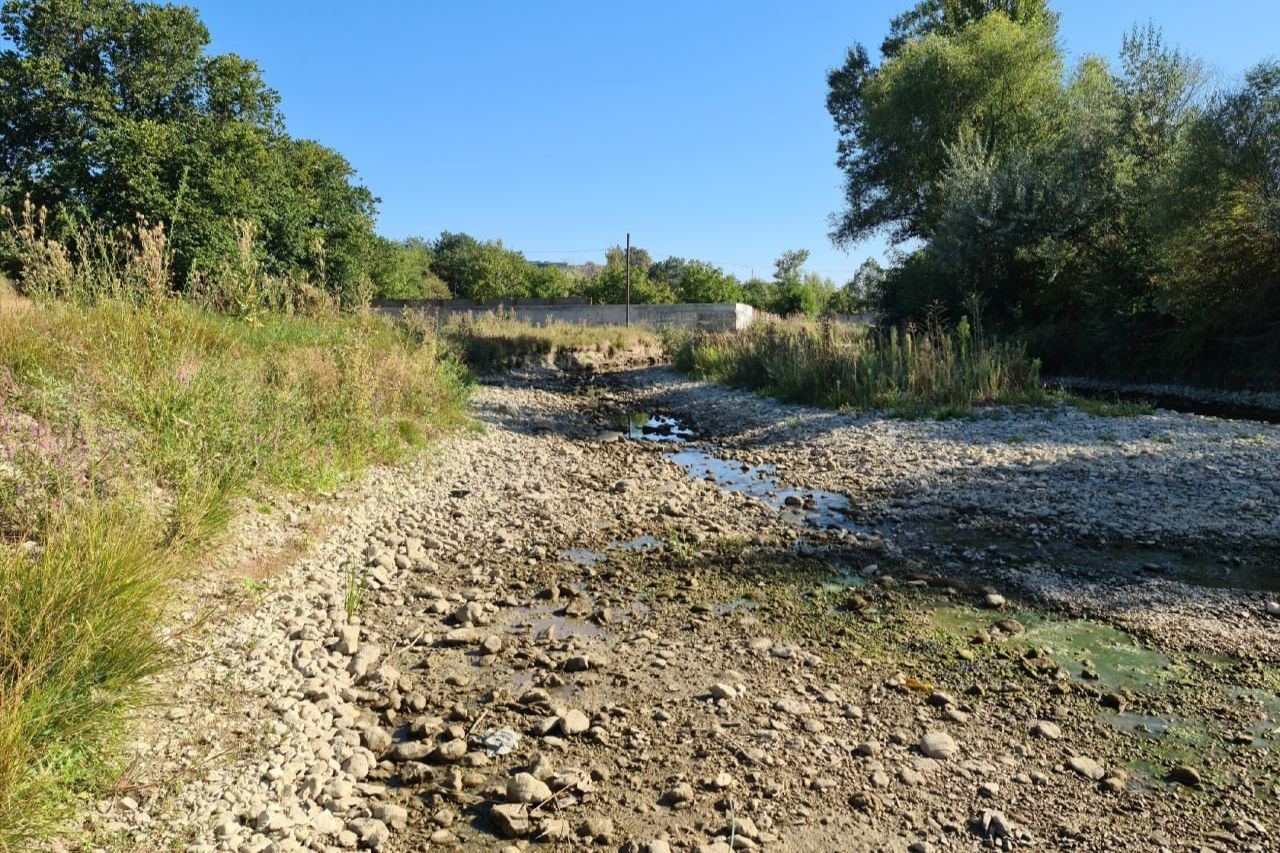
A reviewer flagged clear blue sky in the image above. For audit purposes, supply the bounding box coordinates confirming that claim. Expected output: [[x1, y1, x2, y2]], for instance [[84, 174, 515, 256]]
[[197, 0, 1278, 283]]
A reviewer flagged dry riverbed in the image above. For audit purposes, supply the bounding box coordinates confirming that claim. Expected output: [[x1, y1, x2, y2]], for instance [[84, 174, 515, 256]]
[[79, 366, 1280, 852]]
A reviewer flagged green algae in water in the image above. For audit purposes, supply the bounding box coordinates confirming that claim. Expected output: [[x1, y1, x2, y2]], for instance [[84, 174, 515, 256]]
[[927, 604, 1172, 691]]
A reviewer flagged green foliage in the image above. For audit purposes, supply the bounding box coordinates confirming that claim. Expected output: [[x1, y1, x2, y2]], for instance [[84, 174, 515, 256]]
[[737, 249, 836, 316], [833, 3, 1280, 387], [526, 263, 582, 299], [670, 316, 1043, 417], [373, 236, 742, 307], [0, 503, 173, 848], [586, 245, 675, 304], [1058, 393, 1155, 418], [827, 7, 1062, 245], [828, 259, 883, 314], [0, 0, 379, 306], [370, 237, 448, 300], [773, 249, 811, 285], [428, 232, 533, 301], [879, 0, 1056, 57], [648, 256, 742, 303], [344, 564, 368, 618]]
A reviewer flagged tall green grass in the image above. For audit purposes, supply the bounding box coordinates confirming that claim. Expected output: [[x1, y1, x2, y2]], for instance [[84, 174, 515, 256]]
[[0, 283, 468, 846], [671, 317, 1043, 417], [0, 505, 170, 849]]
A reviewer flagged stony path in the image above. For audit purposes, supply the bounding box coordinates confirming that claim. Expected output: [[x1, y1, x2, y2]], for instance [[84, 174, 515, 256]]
[[79, 368, 1280, 853]]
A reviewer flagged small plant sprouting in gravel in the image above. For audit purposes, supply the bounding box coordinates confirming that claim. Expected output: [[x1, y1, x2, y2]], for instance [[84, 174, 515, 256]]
[[663, 529, 697, 562], [344, 564, 368, 617], [240, 577, 269, 599]]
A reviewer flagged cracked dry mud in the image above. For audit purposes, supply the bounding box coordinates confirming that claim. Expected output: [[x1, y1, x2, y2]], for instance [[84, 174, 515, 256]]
[[79, 366, 1280, 852]]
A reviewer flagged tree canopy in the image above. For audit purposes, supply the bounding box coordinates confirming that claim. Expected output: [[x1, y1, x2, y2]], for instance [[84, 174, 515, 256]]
[[829, 1, 1280, 384], [0, 0, 379, 305]]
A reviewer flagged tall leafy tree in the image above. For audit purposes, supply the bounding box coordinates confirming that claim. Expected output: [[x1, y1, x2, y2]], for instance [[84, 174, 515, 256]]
[[826, 4, 1062, 246], [429, 232, 532, 300], [0, 0, 380, 304], [648, 256, 741, 303], [586, 245, 674, 304], [369, 237, 448, 300]]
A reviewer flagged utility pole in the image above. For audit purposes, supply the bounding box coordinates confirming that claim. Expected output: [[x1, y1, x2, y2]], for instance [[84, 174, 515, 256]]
[[625, 232, 632, 327]]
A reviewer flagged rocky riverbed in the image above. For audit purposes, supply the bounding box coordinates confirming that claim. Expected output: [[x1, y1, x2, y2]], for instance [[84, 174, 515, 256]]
[[76, 366, 1280, 852]]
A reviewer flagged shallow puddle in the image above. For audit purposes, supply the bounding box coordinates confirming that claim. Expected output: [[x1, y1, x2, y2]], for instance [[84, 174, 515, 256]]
[[713, 597, 758, 616], [506, 604, 609, 639], [619, 411, 862, 532], [666, 446, 860, 531], [621, 412, 694, 442], [561, 534, 663, 567], [1228, 688, 1280, 744], [563, 548, 603, 566], [1109, 712, 1182, 737], [612, 533, 662, 551]]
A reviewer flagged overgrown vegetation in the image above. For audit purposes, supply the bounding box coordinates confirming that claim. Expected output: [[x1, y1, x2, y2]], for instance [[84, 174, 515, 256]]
[[0, 3, 477, 839], [0, 0, 391, 306], [828, 0, 1280, 387], [437, 312, 660, 371], [0, 267, 466, 843], [671, 315, 1042, 417]]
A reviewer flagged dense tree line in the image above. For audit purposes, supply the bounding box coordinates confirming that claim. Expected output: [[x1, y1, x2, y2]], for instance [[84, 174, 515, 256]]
[[380, 231, 878, 316], [828, 0, 1280, 385]]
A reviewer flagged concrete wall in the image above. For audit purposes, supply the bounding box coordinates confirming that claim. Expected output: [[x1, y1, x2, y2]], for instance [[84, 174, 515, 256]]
[[826, 312, 875, 326], [824, 312, 875, 325], [375, 299, 758, 332]]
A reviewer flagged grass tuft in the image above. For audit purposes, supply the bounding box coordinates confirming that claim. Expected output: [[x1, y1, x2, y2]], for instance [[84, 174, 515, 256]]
[[670, 316, 1043, 417], [0, 503, 172, 847]]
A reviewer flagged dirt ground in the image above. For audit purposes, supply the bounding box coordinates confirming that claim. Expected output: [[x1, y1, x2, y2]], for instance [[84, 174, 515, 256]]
[[80, 365, 1280, 853]]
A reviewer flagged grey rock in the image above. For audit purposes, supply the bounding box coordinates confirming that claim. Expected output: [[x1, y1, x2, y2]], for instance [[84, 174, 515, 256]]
[[506, 772, 552, 804], [919, 731, 958, 759], [348, 817, 390, 849], [370, 803, 408, 830], [557, 709, 590, 736], [973, 809, 1011, 840], [661, 782, 695, 806], [1031, 720, 1062, 740], [490, 803, 530, 838], [1068, 755, 1106, 780], [390, 741, 432, 762]]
